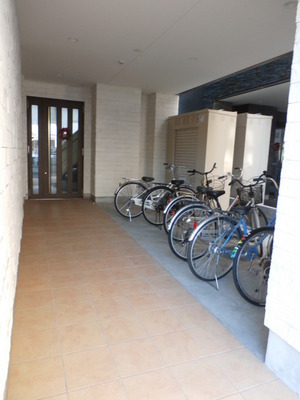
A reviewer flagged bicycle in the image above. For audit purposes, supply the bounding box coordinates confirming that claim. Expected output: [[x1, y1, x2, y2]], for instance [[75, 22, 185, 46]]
[[114, 162, 183, 221], [141, 165, 196, 226], [162, 163, 218, 233], [186, 172, 271, 286], [167, 168, 258, 261], [114, 175, 155, 220], [232, 175, 278, 306]]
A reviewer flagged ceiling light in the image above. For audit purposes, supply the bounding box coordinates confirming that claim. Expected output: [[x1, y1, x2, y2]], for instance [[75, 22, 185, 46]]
[[67, 37, 79, 43], [118, 60, 125, 65], [283, 1, 297, 9]]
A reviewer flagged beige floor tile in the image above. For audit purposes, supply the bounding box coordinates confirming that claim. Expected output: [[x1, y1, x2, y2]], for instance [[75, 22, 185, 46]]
[[84, 270, 115, 285], [87, 281, 123, 301], [51, 271, 85, 288], [158, 287, 197, 307], [102, 256, 136, 269], [117, 278, 154, 295], [68, 380, 127, 400], [55, 301, 97, 326], [14, 289, 53, 311], [126, 292, 168, 313], [94, 296, 134, 318], [63, 347, 119, 391], [123, 368, 186, 400], [42, 395, 68, 400], [110, 337, 165, 377], [53, 285, 90, 304], [148, 275, 182, 291], [171, 357, 238, 400], [109, 266, 139, 280], [211, 347, 276, 390], [188, 321, 243, 356], [13, 306, 57, 333], [128, 254, 157, 266], [7, 356, 65, 400], [241, 379, 299, 399], [152, 330, 203, 365], [138, 308, 185, 335], [59, 321, 106, 353], [10, 328, 60, 363], [171, 303, 218, 328], [136, 263, 168, 278], [101, 313, 147, 344], [17, 270, 52, 291]]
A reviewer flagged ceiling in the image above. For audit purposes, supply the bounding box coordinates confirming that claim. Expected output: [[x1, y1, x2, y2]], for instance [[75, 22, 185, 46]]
[[15, 0, 298, 112]]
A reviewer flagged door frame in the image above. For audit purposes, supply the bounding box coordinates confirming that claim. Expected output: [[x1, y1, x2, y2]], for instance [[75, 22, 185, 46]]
[[27, 96, 84, 199]]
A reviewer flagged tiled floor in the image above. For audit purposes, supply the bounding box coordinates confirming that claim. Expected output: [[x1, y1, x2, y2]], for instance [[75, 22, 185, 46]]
[[7, 199, 299, 399]]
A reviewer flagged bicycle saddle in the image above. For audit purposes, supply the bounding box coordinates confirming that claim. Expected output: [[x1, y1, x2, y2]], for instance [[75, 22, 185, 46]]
[[196, 186, 225, 198], [142, 176, 155, 183], [171, 179, 185, 186]]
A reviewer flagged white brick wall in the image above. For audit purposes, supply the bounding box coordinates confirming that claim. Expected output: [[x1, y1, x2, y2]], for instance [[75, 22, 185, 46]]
[[93, 84, 142, 198], [265, 0, 300, 353], [265, 0, 300, 394], [0, 0, 24, 398]]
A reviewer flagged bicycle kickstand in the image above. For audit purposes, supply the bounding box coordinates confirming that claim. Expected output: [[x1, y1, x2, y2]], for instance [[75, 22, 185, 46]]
[[127, 208, 132, 222]]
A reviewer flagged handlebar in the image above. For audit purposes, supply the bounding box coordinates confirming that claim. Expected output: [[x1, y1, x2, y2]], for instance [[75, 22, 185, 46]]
[[229, 171, 279, 192], [187, 163, 217, 176]]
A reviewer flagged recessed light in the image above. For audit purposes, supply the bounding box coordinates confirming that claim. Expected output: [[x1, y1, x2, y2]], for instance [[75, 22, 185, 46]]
[[283, 1, 297, 9], [118, 60, 125, 65], [67, 37, 79, 43]]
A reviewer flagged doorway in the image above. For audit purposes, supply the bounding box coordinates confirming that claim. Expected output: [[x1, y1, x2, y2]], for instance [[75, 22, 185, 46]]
[[27, 97, 84, 198]]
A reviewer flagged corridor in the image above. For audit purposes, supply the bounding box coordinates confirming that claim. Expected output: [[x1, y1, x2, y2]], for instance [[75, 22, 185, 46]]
[[6, 199, 298, 399]]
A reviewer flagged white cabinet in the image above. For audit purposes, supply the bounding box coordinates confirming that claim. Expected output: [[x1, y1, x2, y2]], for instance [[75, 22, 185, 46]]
[[167, 109, 237, 209], [232, 113, 272, 181]]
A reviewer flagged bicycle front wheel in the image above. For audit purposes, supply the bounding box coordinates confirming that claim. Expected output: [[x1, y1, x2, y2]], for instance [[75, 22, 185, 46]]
[[233, 227, 274, 306], [187, 214, 241, 281], [114, 181, 147, 218], [142, 186, 175, 225]]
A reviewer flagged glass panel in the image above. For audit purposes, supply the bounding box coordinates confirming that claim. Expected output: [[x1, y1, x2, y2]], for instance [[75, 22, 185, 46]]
[[31, 105, 39, 194], [61, 108, 68, 193], [49, 107, 57, 194], [72, 108, 79, 192]]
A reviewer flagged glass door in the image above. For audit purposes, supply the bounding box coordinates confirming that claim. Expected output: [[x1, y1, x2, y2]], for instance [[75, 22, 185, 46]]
[[27, 97, 84, 198]]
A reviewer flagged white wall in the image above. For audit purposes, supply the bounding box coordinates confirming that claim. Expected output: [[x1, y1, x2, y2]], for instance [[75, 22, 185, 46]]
[[22, 80, 92, 197], [264, 1, 300, 395], [0, 0, 24, 398], [93, 84, 142, 199]]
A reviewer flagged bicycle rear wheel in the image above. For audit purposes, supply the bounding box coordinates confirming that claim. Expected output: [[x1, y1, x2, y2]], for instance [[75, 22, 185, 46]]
[[142, 186, 175, 225], [233, 227, 274, 306], [163, 195, 197, 234], [187, 214, 241, 281], [168, 203, 211, 260], [114, 181, 147, 218]]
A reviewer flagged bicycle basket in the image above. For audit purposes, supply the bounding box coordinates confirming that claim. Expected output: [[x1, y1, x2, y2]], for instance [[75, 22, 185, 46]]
[[237, 185, 263, 205], [202, 175, 226, 190]]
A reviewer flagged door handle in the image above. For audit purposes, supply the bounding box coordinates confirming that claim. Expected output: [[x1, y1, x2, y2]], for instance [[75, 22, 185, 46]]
[[44, 171, 47, 175]]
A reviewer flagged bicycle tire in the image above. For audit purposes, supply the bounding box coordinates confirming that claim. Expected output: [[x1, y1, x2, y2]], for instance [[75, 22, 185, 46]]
[[163, 195, 198, 234], [247, 206, 268, 229], [142, 185, 175, 225], [114, 181, 147, 218], [187, 214, 242, 281], [168, 203, 211, 260], [232, 226, 274, 306]]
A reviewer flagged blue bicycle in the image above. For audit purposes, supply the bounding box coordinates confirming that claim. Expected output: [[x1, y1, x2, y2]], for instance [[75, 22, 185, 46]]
[[186, 172, 277, 290]]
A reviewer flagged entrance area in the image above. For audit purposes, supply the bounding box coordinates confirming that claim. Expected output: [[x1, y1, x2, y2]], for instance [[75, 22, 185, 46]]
[[27, 97, 84, 198]]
